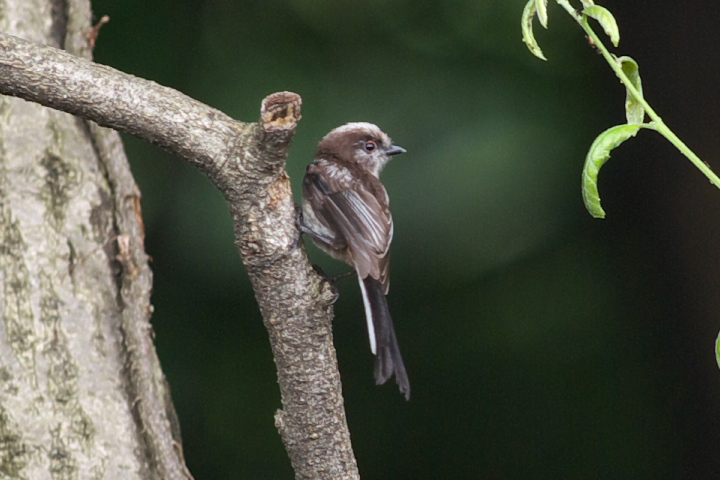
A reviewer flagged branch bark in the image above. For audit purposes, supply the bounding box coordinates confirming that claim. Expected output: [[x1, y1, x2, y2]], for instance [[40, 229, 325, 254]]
[[0, 29, 359, 479]]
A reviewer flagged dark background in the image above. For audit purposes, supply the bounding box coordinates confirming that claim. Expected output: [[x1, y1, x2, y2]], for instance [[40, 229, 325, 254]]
[[89, 0, 720, 478]]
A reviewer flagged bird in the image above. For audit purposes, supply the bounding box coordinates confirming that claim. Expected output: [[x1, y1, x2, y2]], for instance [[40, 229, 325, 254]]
[[299, 122, 410, 400]]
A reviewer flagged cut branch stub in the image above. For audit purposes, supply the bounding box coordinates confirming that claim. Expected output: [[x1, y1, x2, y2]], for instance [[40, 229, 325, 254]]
[[261, 91, 303, 131]]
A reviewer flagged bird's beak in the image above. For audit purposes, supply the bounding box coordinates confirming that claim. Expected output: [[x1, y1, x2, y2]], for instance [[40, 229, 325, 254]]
[[386, 144, 406, 156]]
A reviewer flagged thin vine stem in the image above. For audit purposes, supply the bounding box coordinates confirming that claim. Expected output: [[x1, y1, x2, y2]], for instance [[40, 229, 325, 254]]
[[559, 0, 720, 187]]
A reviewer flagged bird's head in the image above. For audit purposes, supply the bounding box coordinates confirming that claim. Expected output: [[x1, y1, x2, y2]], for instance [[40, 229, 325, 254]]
[[316, 122, 405, 176]]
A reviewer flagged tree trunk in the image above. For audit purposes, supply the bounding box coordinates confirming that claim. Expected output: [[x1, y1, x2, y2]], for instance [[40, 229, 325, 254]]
[[0, 0, 187, 478], [0, 0, 362, 478]]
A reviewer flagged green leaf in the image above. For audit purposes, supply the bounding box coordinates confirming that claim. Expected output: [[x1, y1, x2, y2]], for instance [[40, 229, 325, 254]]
[[582, 5, 620, 47], [521, 0, 547, 61], [582, 124, 642, 218], [716, 332, 720, 370], [535, 0, 548, 28], [618, 56, 645, 124]]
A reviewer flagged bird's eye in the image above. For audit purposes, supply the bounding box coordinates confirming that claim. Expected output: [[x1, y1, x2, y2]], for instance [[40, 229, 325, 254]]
[[364, 141, 377, 152]]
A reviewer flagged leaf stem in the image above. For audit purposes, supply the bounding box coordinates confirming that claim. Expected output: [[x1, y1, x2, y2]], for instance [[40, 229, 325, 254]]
[[566, 2, 720, 187]]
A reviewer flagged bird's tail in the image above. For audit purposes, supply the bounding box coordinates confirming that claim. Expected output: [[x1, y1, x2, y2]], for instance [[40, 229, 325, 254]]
[[359, 276, 410, 400]]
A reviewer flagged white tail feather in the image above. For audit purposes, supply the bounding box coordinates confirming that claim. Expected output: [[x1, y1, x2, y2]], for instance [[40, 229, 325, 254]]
[[357, 275, 377, 355]]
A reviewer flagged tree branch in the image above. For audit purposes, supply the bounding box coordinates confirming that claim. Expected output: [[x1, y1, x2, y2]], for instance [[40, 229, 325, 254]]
[[0, 32, 359, 479]]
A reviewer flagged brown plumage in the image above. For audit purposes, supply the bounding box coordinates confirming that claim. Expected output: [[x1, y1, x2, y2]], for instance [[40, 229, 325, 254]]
[[301, 122, 410, 400]]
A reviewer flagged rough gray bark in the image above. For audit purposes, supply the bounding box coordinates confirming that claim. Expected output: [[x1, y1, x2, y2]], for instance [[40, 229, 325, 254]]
[[0, 0, 188, 478], [0, 1, 359, 479]]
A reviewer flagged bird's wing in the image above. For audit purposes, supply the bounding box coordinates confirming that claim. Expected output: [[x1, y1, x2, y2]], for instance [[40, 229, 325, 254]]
[[304, 162, 392, 288]]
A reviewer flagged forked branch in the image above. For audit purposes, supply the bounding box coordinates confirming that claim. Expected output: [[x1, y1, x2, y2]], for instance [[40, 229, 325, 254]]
[[0, 32, 358, 480]]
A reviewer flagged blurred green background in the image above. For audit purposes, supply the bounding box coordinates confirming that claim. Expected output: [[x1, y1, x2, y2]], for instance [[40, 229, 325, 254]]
[[90, 0, 720, 478]]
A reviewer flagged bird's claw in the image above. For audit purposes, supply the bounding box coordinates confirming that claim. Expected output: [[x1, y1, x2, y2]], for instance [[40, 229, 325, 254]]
[[311, 264, 340, 304]]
